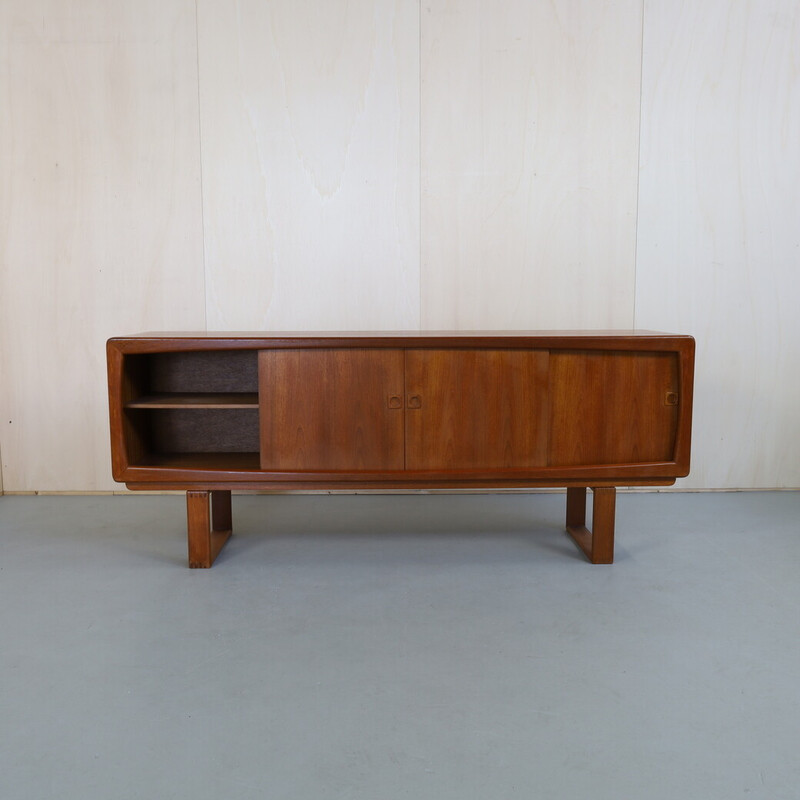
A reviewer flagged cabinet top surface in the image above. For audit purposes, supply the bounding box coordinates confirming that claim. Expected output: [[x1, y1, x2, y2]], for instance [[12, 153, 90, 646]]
[[111, 329, 692, 341], [108, 331, 695, 354]]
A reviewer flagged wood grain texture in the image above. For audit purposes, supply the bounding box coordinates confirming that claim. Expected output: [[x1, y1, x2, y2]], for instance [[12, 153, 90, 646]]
[[109, 333, 693, 485], [635, 0, 800, 488], [405, 349, 550, 470], [259, 349, 405, 471], [7, 1, 794, 492], [107, 346, 150, 478], [548, 351, 679, 467], [109, 330, 692, 349], [420, 0, 642, 329], [126, 394, 259, 409], [129, 477, 673, 492], [187, 489, 232, 568], [565, 487, 587, 529], [566, 487, 615, 564], [196, 0, 420, 330], [0, 0, 205, 491]]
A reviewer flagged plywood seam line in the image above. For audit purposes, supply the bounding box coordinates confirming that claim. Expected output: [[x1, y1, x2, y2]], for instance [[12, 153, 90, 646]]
[[418, 0, 423, 331], [194, 0, 209, 333], [632, 0, 646, 330]]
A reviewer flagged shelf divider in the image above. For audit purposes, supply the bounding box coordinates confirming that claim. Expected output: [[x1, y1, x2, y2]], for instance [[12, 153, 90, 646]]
[[125, 392, 259, 409]]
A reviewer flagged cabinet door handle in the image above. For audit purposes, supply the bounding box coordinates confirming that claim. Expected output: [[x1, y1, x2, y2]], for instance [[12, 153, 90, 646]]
[[407, 394, 422, 409], [387, 395, 403, 409]]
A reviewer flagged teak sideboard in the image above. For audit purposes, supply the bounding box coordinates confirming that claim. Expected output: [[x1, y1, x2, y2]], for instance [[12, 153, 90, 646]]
[[107, 331, 695, 567]]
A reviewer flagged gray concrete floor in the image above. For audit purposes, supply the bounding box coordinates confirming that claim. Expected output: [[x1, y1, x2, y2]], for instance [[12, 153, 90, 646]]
[[1, 491, 798, 799]]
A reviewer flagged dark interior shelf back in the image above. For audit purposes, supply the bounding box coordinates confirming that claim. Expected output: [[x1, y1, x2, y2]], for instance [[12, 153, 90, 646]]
[[140, 408, 260, 454], [148, 351, 258, 393]]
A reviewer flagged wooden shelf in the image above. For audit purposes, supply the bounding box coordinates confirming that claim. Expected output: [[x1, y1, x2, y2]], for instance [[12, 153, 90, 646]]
[[139, 452, 262, 470], [126, 393, 259, 409]]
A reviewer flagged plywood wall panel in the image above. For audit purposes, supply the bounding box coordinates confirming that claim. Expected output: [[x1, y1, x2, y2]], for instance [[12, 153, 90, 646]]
[[420, 1, 642, 329], [635, 0, 800, 488], [197, 0, 420, 331], [2, 0, 797, 491], [0, 1, 206, 491]]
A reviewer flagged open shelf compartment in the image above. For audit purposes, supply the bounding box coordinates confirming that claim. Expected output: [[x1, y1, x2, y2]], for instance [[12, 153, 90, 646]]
[[121, 350, 260, 466], [126, 393, 258, 409]]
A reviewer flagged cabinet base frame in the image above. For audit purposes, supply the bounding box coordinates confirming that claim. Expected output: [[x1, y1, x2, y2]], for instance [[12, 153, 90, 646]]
[[187, 490, 232, 568], [565, 486, 616, 564], [183, 485, 618, 568]]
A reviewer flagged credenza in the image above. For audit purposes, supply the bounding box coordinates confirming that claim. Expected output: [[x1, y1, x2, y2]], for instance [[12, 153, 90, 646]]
[[107, 331, 695, 567]]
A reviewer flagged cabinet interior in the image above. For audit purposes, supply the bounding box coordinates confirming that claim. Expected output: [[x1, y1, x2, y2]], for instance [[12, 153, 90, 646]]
[[118, 345, 682, 472], [123, 351, 260, 462]]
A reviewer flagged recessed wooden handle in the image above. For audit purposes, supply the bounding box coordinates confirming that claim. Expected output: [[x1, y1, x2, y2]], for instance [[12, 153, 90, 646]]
[[665, 392, 679, 406], [407, 394, 422, 409], [387, 395, 403, 409]]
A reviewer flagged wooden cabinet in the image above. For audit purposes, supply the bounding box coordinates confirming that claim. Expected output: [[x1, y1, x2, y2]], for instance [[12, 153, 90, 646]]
[[107, 332, 695, 567]]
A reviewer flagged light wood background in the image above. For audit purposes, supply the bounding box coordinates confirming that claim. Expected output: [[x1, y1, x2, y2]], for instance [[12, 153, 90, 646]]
[[1, 0, 797, 491]]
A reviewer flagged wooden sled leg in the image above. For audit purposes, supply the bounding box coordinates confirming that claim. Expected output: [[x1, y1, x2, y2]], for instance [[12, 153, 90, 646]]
[[187, 490, 232, 568], [565, 487, 615, 564]]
